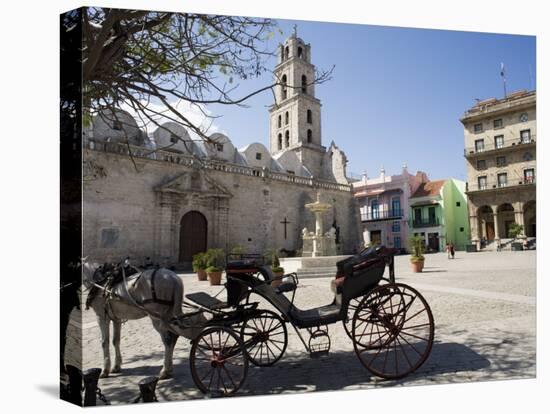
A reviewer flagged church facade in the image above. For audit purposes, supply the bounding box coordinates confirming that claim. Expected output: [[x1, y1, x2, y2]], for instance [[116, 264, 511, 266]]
[[82, 33, 362, 266]]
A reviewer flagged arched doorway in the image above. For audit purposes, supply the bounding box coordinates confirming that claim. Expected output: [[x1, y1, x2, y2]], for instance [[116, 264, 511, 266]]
[[478, 205, 494, 241], [524, 201, 536, 237], [179, 211, 207, 263], [497, 203, 515, 239]]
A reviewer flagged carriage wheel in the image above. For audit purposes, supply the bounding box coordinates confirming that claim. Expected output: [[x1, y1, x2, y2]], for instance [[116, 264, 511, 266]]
[[351, 286, 407, 350], [352, 283, 434, 380], [343, 297, 362, 340], [190, 326, 248, 396], [240, 310, 288, 366]]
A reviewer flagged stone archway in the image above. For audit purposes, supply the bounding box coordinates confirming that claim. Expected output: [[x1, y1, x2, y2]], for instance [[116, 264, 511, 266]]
[[524, 200, 536, 237], [477, 205, 494, 241], [497, 203, 515, 239], [179, 211, 207, 263]]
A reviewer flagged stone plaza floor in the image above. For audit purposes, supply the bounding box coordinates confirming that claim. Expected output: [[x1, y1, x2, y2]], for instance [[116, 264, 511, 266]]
[[64, 250, 536, 404]]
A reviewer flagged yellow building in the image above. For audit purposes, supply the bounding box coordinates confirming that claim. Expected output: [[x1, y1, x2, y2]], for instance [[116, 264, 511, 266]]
[[460, 90, 536, 249]]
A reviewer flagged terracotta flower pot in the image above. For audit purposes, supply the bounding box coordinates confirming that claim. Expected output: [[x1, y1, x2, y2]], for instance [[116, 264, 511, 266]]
[[271, 271, 284, 288], [196, 269, 207, 281], [411, 260, 424, 273], [207, 271, 223, 285]]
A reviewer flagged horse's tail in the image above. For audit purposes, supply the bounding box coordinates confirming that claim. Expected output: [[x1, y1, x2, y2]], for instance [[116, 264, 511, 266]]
[[171, 274, 184, 318]]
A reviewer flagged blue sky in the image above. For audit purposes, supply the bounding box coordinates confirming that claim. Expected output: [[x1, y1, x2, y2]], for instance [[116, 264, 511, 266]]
[[208, 19, 536, 181]]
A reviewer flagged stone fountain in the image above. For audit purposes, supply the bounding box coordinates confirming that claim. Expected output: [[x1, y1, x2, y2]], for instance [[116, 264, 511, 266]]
[[301, 192, 337, 257], [279, 191, 350, 279]]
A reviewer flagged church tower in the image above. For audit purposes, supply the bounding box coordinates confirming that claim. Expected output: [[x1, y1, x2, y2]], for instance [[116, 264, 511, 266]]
[[269, 28, 325, 177]]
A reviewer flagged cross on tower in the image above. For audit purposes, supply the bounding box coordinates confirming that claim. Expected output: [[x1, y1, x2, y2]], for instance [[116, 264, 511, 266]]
[[280, 216, 291, 240]]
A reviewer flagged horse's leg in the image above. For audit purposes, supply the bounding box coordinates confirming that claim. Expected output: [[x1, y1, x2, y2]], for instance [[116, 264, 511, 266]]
[[152, 319, 179, 380], [111, 320, 122, 373], [98, 316, 111, 378]]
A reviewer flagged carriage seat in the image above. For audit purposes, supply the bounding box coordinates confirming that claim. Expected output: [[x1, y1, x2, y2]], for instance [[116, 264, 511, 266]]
[[290, 304, 342, 329], [185, 292, 227, 310]]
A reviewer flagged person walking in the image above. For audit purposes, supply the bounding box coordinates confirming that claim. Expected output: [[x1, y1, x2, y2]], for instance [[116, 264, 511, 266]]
[[445, 243, 451, 259], [450, 242, 455, 259]]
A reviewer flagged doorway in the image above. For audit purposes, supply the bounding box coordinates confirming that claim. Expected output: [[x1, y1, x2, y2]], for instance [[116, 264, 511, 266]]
[[179, 211, 207, 262]]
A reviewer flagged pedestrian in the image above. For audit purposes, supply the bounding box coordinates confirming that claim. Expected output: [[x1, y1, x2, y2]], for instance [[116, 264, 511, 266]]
[[450, 242, 455, 259], [445, 243, 451, 259]]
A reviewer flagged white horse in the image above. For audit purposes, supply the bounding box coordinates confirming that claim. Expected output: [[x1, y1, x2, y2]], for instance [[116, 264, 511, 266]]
[[82, 260, 206, 379]]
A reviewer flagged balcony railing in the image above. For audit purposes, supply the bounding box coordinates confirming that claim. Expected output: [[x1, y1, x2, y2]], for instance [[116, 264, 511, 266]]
[[464, 135, 536, 156], [466, 177, 536, 192], [361, 209, 403, 222], [411, 218, 440, 228]]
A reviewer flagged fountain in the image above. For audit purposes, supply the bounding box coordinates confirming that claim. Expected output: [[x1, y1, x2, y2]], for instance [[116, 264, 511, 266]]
[[279, 191, 349, 278], [301, 192, 337, 257]]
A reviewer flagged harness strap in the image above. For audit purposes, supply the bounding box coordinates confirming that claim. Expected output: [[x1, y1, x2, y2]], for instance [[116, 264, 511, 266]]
[[141, 269, 174, 306]]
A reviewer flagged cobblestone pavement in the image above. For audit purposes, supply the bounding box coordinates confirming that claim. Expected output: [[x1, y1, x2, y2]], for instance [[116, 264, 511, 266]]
[[64, 250, 536, 404]]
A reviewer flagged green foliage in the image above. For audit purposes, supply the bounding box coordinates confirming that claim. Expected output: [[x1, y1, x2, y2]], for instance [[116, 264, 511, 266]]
[[192, 252, 207, 271], [205, 248, 225, 272], [230, 245, 245, 255], [508, 223, 524, 239], [409, 235, 425, 261]]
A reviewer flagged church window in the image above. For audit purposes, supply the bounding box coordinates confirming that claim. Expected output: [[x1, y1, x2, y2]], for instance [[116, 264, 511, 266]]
[[307, 109, 312, 124], [298, 46, 303, 59], [170, 133, 178, 143], [281, 74, 288, 100], [216, 143, 224, 152], [307, 129, 312, 143], [285, 130, 290, 147], [256, 152, 262, 160], [301, 75, 307, 93], [113, 120, 122, 130], [277, 133, 282, 150], [284, 46, 289, 60], [278, 115, 281, 128], [285, 111, 289, 125]]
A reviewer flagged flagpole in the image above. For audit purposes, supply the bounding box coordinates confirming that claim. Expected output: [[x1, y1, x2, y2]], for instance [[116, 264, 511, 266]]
[[500, 62, 507, 98]]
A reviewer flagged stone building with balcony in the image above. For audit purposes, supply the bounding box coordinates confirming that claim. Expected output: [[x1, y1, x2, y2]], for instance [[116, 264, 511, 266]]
[[460, 90, 536, 249], [352, 166, 429, 251]]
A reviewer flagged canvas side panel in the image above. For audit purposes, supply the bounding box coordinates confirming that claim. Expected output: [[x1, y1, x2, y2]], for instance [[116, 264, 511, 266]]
[[60, 7, 84, 407]]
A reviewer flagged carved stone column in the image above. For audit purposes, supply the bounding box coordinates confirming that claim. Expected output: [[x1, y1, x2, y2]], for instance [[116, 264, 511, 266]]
[[493, 212, 500, 242], [157, 192, 176, 264]]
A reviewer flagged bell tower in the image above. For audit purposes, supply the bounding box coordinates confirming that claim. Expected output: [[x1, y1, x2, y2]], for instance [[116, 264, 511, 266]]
[[269, 28, 325, 177]]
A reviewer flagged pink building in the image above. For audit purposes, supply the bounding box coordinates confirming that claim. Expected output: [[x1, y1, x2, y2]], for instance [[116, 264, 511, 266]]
[[352, 166, 429, 251]]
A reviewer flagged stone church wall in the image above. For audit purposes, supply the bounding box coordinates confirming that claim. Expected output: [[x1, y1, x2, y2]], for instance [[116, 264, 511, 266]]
[[83, 148, 362, 265]]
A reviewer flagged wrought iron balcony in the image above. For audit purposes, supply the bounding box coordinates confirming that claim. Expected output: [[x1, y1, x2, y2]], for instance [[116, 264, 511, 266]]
[[361, 209, 403, 222], [464, 135, 536, 157], [466, 177, 536, 192], [411, 218, 440, 228]]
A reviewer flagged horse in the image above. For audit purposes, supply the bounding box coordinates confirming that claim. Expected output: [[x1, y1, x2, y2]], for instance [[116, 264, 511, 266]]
[[82, 259, 206, 379]]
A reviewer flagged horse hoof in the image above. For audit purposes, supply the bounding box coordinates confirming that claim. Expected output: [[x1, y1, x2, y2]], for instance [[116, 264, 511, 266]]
[[100, 371, 110, 378], [111, 367, 121, 374]]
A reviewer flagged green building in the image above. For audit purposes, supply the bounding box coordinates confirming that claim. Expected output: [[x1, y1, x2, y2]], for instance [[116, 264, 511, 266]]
[[409, 179, 470, 251]]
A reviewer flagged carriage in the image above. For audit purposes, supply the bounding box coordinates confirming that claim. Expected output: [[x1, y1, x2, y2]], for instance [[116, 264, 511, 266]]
[[178, 245, 435, 396]]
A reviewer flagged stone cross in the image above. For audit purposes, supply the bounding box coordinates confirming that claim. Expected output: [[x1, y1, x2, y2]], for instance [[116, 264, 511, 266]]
[[280, 216, 291, 239]]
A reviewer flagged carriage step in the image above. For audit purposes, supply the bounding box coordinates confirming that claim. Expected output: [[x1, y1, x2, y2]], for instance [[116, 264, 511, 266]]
[[309, 350, 329, 359]]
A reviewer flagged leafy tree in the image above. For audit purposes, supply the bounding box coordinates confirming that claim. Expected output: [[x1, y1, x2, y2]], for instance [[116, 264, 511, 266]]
[[74, 8, 333, 152], [508, 223, 524, 239]]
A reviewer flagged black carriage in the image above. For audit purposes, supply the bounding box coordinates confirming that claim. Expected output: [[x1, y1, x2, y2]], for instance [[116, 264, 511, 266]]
[[182, 245, 435, 396]]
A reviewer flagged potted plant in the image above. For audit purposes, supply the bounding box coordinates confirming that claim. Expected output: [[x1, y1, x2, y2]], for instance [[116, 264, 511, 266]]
[[409, 235, 425, 273], [508, 223, 524, 251], [205, 248, 225, 285], [270, 252, 285, 287], [192, 252, 207, 281]]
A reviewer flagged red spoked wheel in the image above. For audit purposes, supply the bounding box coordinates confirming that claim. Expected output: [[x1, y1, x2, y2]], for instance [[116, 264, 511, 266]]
[[240, 310, 288, 366], [190, 326, 249, 396], [352, 283, 434, 379]]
